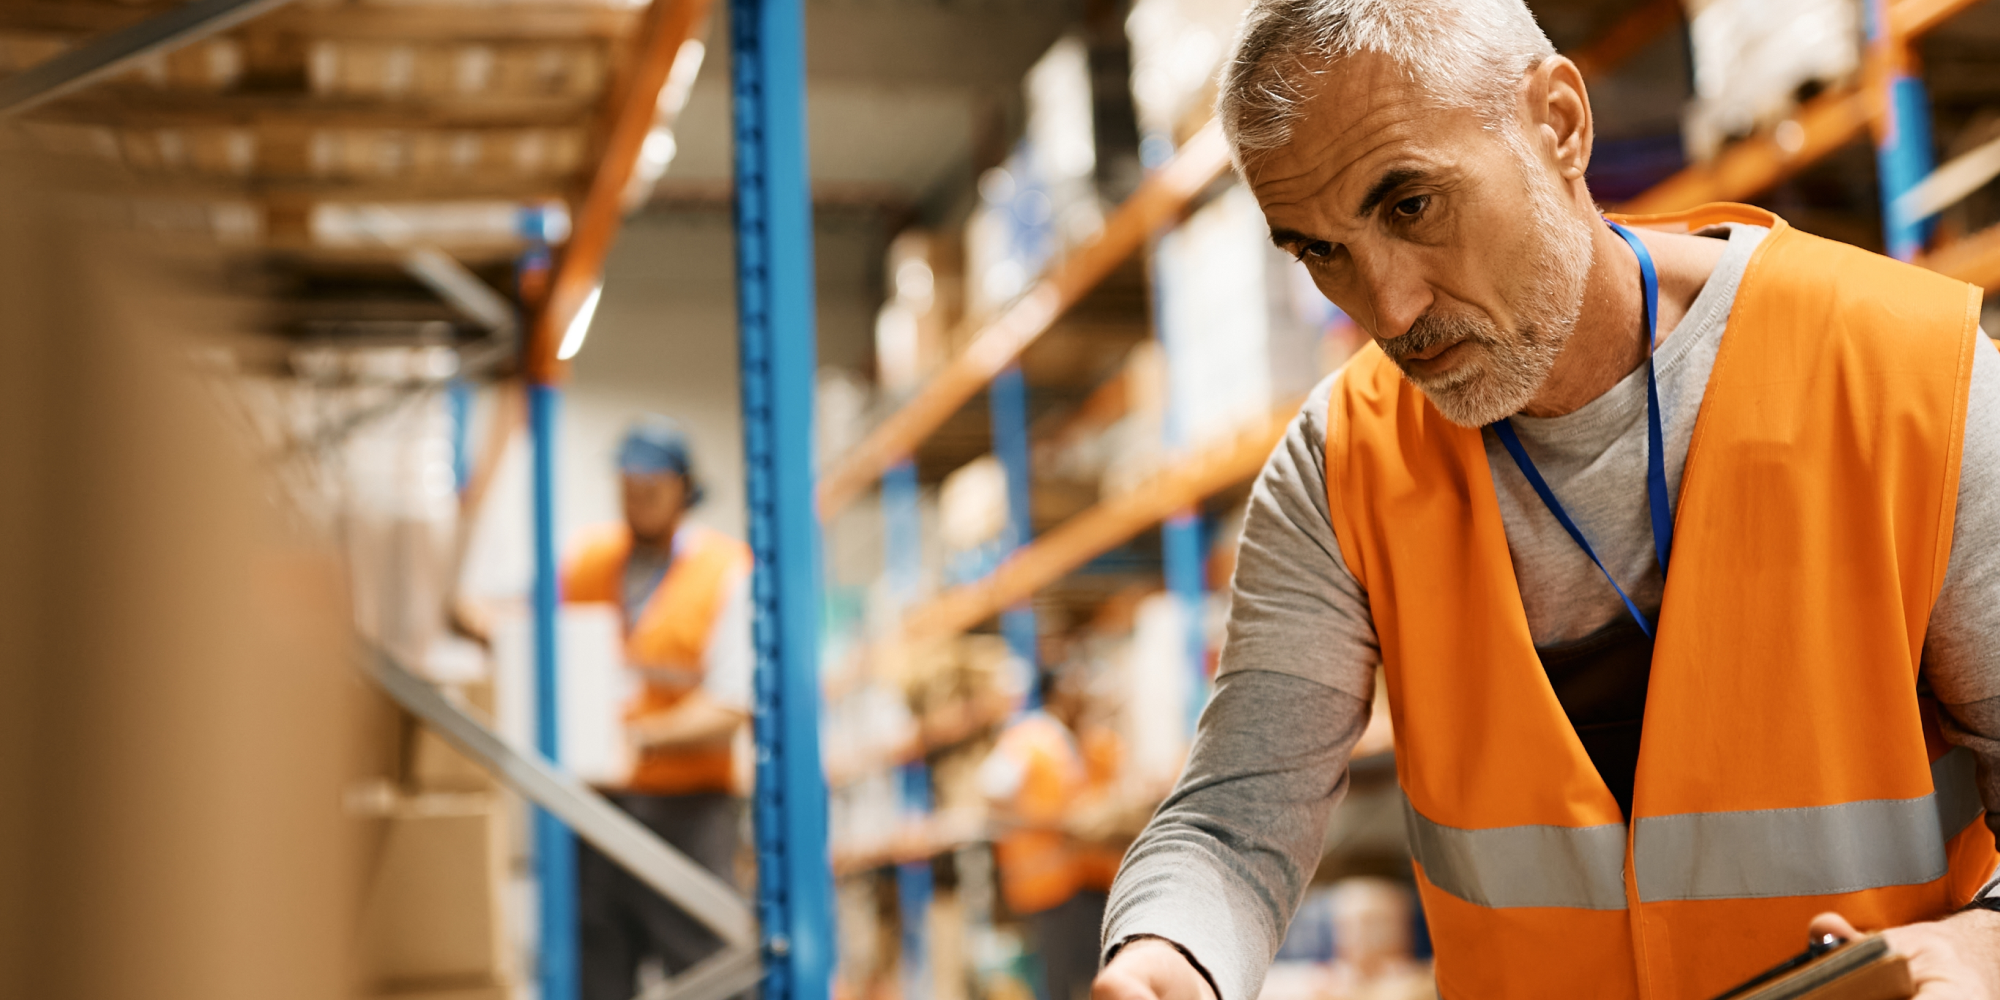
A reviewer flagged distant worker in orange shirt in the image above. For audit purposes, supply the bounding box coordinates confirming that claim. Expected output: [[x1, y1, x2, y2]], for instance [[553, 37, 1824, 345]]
[[982, 671, 1103, 1000], [562, 415, 755, 1000]]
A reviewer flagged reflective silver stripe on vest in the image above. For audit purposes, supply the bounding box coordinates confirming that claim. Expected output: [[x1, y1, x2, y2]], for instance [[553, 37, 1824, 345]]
[[1406, 750, 1984, 910], [1634, 749, 1983, 903], [1403, 801, 1629, 910]]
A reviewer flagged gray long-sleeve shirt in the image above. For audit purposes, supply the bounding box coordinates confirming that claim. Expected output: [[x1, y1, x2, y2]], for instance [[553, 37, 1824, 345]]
[[1102, 224, 2000, 1000]]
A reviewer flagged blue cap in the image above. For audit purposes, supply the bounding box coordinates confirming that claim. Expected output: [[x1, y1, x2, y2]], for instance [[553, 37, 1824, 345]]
[[617, 415, 704, 502]]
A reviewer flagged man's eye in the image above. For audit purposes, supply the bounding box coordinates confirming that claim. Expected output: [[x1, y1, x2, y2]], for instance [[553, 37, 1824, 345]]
[[1297, 241, 1334, 261], [1392, 195, 1430, 218]]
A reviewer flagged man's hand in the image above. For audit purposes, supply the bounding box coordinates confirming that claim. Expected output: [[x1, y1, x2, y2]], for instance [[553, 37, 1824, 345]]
[[1093, 938, 1217, 1000], [1811, 909, 2000, 999]]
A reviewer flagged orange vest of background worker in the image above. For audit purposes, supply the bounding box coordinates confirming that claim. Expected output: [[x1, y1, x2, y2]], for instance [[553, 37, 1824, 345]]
[[1325, 206, 1998, 999], [564, 524, 752, 795], [1072, 723, 1129, 893], [983, 674, 1107, 1000], [561, 415, 756, 1000]]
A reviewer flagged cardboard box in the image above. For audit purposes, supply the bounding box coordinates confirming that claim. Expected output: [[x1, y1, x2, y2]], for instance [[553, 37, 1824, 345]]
[[374, 986, 513, 1000], [357, 793, 510, 992], [406, 681, 498, 792]]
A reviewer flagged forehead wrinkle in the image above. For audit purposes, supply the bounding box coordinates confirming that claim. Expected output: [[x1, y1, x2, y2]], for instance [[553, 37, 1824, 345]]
[[1268, 102, 1417, 191], [1251, 114, 1424, 234], [1252, 98, 1495, 241]]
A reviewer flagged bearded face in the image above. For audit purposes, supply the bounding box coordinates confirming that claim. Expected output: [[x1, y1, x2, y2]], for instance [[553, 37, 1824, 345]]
[[1243, 49, 1603, 428], [1374, 133, 1594, 427]]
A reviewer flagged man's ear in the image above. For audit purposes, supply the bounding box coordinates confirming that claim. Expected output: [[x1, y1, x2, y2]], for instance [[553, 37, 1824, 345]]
[[1533, 56, 1593, 181]]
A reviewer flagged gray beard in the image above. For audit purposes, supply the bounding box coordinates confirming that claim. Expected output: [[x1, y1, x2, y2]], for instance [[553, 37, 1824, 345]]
[[1380, 149, 1593, 427]]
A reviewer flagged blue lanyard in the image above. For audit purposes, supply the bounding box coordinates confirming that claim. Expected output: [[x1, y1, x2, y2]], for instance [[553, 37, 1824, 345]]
[[1488, 221, 1674, 637]]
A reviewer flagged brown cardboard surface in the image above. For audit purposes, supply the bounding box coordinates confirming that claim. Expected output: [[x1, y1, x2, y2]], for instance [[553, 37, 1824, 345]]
[[357, 794, 510, 991], [374, 985, 513, 1000], [408, 681, 499, 792]]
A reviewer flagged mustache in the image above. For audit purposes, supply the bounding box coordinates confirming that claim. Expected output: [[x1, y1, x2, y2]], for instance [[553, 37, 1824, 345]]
[[1377, 312, 1497, 363]]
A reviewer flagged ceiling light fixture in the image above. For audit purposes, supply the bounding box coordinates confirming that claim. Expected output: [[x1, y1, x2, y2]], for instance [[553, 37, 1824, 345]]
[[555, 283, 603, 360]]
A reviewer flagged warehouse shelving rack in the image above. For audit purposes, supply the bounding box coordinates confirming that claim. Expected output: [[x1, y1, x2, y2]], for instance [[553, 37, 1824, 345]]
[[818, 0, 2000, 869], [0, 1, 835, 998], [524, 0, 839, 995], [811, 0, 1695, 829]]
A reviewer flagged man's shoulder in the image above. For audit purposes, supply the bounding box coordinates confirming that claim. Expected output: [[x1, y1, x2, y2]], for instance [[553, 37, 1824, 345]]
[[1753, 226, 1977, 319], [683, 525, 752, 568], [1299, 344, 1398, 441], [1733, 227, 1981, 383], [562, 523, 631, 602], [567, 523, 632, 566]]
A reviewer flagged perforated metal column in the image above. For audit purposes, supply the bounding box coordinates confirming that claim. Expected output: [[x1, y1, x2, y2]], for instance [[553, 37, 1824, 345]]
[[528, 380, 578, 1000], [731, 0, 835, 994], [518, 204, 580, 1000], [1146, 240, 1210, 730], [989, 366, 1039, 694], [1867, 0, 1936, 261], [881, 461, 932, 996]]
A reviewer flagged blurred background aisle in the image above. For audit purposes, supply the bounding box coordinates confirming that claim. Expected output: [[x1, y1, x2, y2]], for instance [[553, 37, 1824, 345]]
[[0, 0, 1995, 998]]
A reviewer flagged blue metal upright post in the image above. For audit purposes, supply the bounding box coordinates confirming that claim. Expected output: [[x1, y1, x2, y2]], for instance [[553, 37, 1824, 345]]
[[1161, 513, 1207, 731], [732, 0, 835, 994], [883, 461, 923, 605], [529, 380, 577, 1000], [895, 761, 935, 1000], [1145, 231, 1211, 729], [989, 365, 1039, 692], [447, 378, 473, 494], [1867, 0, 1936, 261], [517, 203, 578, 1000], [880, 461, 932, 996]]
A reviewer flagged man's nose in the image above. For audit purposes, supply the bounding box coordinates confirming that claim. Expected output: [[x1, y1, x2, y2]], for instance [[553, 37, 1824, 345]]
[[1354, 254, 1433, 340]]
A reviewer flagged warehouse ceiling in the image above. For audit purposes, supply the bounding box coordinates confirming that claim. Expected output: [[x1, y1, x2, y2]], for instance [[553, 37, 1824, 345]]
[[1, 0, 1995, 358], [660, 0, 1083, 214], [0, 0, 1091, 355]]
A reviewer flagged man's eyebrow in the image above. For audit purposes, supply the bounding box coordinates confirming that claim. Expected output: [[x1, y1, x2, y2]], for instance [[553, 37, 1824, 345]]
[[1355, 167, 1425, 218], [1268, 226, 1316, 249]]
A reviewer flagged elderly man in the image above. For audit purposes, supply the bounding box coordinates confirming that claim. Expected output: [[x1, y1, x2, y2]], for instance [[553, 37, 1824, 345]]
[[1092, 1, 2000, 998]]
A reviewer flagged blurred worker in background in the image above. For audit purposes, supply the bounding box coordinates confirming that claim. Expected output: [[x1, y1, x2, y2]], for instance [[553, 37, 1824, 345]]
[[1319, 879, 1432, 1000], [1068, 709, 1132, 899], [982, 671, 1103, 1000], [563, 415, 755, 1000], [1095, 0, 2000, 997]]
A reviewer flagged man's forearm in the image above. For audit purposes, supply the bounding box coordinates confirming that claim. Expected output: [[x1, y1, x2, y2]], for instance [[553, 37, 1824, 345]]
[[1102, 670, 1367, 1000]]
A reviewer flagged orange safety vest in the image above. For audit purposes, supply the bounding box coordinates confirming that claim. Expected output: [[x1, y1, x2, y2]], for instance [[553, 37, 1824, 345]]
[[563, 524, 753, 796], [1322, 204, 1996, 1000], [991, 711, 1088, 915], [1074, 725, 1128, 893]]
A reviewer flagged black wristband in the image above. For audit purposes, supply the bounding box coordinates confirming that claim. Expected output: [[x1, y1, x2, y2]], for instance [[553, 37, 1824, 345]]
[[1962, 893, 2000, 914], [1104, 935, 1224, 1000]]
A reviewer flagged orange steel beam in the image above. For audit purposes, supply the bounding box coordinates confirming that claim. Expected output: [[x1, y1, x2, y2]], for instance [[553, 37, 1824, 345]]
[[1569, 0, 1684, 80], [900, 404, 1295, 643], [814, 121, 1234, 517], [524, 0, 713, 383], [1923, 223, 2000, 293], [1619, 0, 1985, 215], [1890, 0, 1985, 39], [814, 4, 1695, 519], [1619, 88, 1873, 214]]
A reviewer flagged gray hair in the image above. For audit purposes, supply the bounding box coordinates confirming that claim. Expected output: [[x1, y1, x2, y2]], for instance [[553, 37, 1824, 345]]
[[1218, 0, 1557, 159]]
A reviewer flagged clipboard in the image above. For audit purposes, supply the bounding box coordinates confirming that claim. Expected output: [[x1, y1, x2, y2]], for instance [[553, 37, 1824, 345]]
[[1707, 934, 1913, 1000]]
